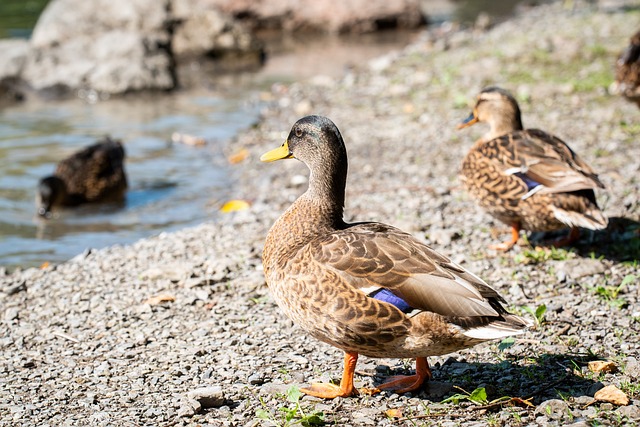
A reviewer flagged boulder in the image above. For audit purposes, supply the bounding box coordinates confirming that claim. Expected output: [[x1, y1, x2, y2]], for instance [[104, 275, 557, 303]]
[[23, 0, 174, 95], [20, 0, 263, 96], [171, 1, 264, 77], [205, 0, 425, 33]]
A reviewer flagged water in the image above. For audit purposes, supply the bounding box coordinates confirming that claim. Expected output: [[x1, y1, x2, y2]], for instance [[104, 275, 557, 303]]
[[0, 90, 262, 269], [0, 0, 555, 269]]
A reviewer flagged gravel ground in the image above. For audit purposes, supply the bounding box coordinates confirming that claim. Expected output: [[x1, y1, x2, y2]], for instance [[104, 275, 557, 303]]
[[2, 2, 640, 426]]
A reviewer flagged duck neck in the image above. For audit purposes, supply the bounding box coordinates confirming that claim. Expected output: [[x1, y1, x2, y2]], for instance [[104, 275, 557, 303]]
[[487, 115, 523, 139], [487, 107, 523, 140], [303, 161, 347, 230]]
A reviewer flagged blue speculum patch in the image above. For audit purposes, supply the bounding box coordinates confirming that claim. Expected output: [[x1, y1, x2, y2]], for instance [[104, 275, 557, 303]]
[[370, 289, 413, 313], [514, 172, 541, 191]]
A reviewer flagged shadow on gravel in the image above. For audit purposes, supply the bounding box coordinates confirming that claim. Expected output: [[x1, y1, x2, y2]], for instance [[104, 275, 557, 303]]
[[404, 353, 602, 405], [575, 217, 640, 262], [529, 217, 640, 262]]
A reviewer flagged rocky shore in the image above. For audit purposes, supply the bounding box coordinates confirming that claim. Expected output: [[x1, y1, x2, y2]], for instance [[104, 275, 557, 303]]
[[0, 0, 423, 104], [1, 1, 640, 426]]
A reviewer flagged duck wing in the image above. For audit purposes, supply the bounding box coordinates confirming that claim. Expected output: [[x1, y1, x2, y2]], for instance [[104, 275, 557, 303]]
[[484, 130, 604, 195], [307, 222, 506, 320]]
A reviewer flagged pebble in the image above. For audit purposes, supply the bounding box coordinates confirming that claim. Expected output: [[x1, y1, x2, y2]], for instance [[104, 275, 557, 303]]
[[4, 307, 19, 321], [536, 399, 571, 421], [186, 386, 225, 408]]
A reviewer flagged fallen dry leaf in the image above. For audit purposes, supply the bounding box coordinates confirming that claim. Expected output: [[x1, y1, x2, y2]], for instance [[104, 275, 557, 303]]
[[594, 384, 629, 406], [588, 361, 617, 374], [143, 294, 176, 305], [385, 408, 403, 418], [228, 148, 249, 164], [220, 199, 250, 213]]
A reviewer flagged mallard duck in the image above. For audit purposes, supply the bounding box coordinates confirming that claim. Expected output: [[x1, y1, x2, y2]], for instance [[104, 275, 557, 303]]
[[613, 29, 640, 107], [457, 87, 608, 251], [261, 115, 530, 399], [37, 137, 127, 218]]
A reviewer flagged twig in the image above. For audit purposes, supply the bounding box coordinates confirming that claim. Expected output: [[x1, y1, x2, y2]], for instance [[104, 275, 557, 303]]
[[397, 412, 462, 421], [52, 331, 80, 343], [471, 397, 534, 411]]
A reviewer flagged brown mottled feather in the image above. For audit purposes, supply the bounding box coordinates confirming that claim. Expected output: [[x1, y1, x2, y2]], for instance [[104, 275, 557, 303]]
[[458, 87, 607, 235], [614, 29, 640, 108], [54, 137, 127, 201], [262, 115, 529, 364], [37, 137, 127, 216]]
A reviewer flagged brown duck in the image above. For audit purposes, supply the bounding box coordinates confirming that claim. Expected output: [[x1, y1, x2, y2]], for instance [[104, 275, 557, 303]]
[[457, 87, 608, 251], [261, 115, 530, 399], [37, 137, 127, 218], [613, 29, 640, 107]]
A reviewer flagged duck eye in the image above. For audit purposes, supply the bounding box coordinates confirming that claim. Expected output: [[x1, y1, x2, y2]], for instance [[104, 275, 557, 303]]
[[295, 128, 303, 138]]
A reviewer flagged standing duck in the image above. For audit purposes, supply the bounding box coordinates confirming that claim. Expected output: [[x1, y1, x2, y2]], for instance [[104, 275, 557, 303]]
[[261, 115, 530, 399], [613, 29, 640, 108], [37, 137, 128, 218], [457, 87, 608, 251]]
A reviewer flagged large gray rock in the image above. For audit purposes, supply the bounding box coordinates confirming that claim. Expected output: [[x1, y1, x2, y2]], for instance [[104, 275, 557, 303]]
[[20, 0, 263, 96], [171, 1, 264, 77], [23, 0, 174, 95], [206, 0, 424, 33]]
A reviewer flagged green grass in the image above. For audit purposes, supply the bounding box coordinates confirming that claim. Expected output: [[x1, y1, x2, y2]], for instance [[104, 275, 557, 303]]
[[255, 386, 324, 427], [514, 246, 573, 265]]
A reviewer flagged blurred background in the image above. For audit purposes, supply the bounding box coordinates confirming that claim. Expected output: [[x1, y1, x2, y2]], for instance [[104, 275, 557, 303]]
[[0, 0, 554, 269]]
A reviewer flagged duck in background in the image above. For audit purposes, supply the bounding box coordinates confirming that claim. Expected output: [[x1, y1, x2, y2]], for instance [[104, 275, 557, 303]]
[[37, 136, 128, 218], [261, 115, 531, 398], [612, 29, 640, 108], [457, 87, 608, 251]]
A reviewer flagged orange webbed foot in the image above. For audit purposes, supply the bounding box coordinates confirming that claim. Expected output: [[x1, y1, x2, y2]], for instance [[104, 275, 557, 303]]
[[377, 357, 432, 394], [489, 224, 521, 252], [300, 351, 363, 399], [300, 383, 358, 399]]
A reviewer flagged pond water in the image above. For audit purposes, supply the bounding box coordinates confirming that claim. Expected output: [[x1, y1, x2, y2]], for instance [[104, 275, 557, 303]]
[[0, 0, 555, 270], [0, 34, 421, 271], [0, 89, 262, 269]]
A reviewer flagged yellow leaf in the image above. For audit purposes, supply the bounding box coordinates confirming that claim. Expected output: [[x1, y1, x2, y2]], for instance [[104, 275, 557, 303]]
[[144, 294, 176, 305], [385, 408, 402, 418], [220, 199, 250, 213], [588, 361, 617, 373], [228, 148, 249, 164], [40, 261, 50, 269], [594, 385, 629, 406]]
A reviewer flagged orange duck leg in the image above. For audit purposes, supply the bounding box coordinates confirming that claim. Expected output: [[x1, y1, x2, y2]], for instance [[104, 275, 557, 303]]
[[490, 224, 521, 252]]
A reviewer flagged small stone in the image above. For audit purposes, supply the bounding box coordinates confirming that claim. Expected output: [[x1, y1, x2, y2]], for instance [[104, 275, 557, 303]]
[[536, 399, 571, 420], [573, 395, 595, 406], [4, 307, 19, 321], [616, 404, 640, 420], [624, 357, 640, 380], [555, 259, 606, 280], [177, 398, 201, 417], [424, 381, 453, 397], [248, 373, 264, 385], [5, 282, 26, 295], [186, 386, 224, 408]]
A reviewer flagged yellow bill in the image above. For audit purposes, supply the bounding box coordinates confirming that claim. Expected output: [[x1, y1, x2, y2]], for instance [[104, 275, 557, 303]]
[[260, 140, 293, 162], [457, 111, 478, 129]]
